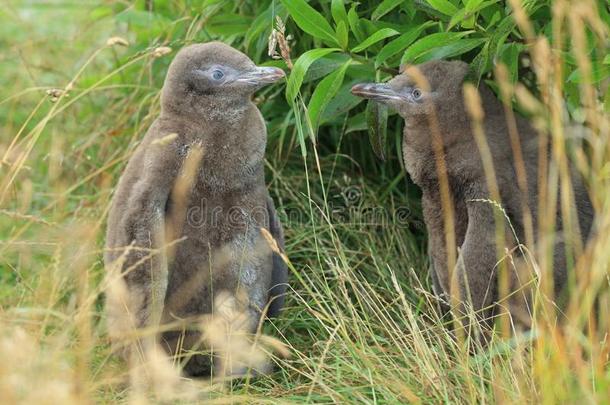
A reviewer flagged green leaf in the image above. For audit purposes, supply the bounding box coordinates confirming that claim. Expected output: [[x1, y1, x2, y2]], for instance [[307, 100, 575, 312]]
[[207, 13, 252, 36], [471, 41, 490, 81], [375, 22, 435, 67], [372, 0, 405, 20], [366, 100, 389, 161], [465, 0, 485, 11], [498, 42, 522, 83], [448, 9, 468, 29], [567, 64, 610, 84], [90, 6, 113, 20], [401, 31, 472, 64], [345, 111, 367, 133], [331, 0, 348, 26], [450, 0, 498, 29], [426, 0, 459, 16], [418, 38, 485, 62], [292, 101, 308, 157], [321, 80, 364, 122], [336, 20, 349, 50], [472, 14, 515, 78], [467, 0, 498, 12], [307, 59, 352, 131], [245, 4, 278, 52], [352, 28, 400, 53], [286, 48, 340, 102], [348, 4, 366, 43], [304, 53, 351, 83], [280, 0, 338, 46]]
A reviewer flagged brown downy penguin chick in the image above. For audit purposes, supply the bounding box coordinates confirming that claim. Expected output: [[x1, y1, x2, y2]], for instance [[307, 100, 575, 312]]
[[104, 42, 287, 376], [351, 60, 594, 329]]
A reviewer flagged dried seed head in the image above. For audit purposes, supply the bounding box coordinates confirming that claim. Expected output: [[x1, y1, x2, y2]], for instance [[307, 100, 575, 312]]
[[258, 335, 291, 359], [128, 343, 199, 402], [401, 65, 430, 92], [0, 326, 80, 403], [152, 132, 179, 146], [267, 16, 293, 69], [106, 36, 129, 47], [152, 46, 172, 58], [46, 88, 67, 103], [275, 15, 286, 32], [463, 83, 484, 122], [268, 29, 278, 58], [260, 227, 280, 254], [199, 288, 292, 378], [515, 83, 543, 114], [46, 89, 63, 97], [278, 38, 293, 69]]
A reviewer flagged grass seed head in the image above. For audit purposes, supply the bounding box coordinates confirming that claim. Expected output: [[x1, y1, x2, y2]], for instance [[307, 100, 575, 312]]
[[268, 16, 293, 69], [152, 132, 179, 146], [106, 36, 129, 47], [152, 46, 172, 58], [46, 88, 67, 103]]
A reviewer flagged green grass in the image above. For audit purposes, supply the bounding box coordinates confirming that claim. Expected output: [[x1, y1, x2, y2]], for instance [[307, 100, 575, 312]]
[[1, 0, 609, 403]]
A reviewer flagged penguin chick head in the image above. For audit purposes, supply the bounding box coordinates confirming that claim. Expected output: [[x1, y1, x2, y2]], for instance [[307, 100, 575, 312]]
[[161, 42, 285, 115], [351, 60, 470, 128]]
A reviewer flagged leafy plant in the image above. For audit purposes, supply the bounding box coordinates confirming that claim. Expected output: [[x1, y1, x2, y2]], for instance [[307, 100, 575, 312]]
[[98, 0, 608, 164]]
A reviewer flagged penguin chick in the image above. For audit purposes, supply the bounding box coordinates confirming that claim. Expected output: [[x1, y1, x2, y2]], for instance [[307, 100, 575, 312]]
[[104, 42, 287, 376], [352, 60, 594, 328]]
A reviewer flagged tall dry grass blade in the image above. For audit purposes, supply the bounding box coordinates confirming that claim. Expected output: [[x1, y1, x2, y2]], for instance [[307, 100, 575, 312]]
[[495, 64, 535, 250]]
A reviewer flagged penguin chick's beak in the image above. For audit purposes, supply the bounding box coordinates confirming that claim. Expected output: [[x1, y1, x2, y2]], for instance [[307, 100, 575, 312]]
[[351, 83, 403, 101], [235, 66, 285, 85]]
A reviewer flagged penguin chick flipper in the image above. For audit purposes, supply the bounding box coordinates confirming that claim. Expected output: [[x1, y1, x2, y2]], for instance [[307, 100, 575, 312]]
[[455, 199, 500, 328], [265, 195, 288, 318], [105, 145, 180, 353]]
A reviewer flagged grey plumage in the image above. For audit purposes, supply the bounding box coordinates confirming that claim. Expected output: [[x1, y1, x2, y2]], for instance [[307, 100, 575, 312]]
[[104, 42, 287, 376], [352, 60, 594, 327]]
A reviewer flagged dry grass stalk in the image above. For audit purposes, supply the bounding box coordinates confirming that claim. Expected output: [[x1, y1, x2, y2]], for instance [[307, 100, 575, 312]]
[[495, 64, 535, 250], [165, 143, 204, 259], [260, 226, 290, 265]]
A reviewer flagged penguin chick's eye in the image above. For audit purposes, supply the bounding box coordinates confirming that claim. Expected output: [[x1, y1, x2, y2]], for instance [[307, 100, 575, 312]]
[[412, 88, 422, 100], [212, 69, 224, 81]]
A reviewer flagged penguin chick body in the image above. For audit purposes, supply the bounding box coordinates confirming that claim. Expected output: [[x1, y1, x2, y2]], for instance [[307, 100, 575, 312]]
[[104, 42, 287, 376], [352, 60, 594, 329]]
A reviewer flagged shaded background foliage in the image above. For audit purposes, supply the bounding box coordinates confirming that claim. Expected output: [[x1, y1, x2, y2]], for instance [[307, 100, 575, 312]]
[[88, 0, 609, 162]]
